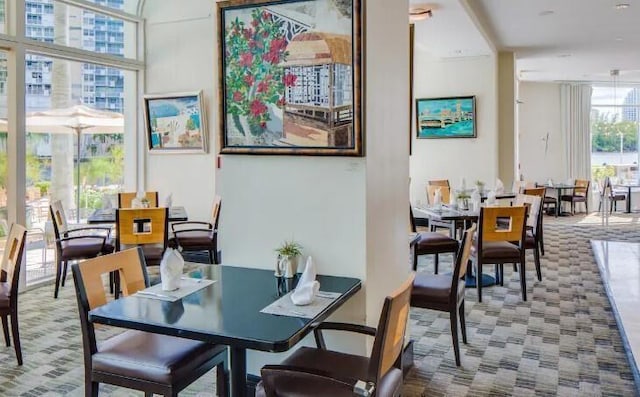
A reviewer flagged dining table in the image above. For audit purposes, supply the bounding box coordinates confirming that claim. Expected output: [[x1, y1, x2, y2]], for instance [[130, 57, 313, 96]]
[[614, 182, 640, 213], [86, 206, 188, 224], [89, 263, 362, 397], [537, 183, 577, 216]]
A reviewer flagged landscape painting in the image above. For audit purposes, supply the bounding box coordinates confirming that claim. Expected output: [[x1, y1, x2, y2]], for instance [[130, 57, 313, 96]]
[[416, 96, 476, 139], [144, 91, 208, 153], [217, 0, 363, 156]]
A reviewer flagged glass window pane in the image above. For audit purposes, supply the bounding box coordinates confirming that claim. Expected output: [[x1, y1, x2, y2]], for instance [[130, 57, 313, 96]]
[[24, 54, 131, 285], [0, 0, 5, 33], [25, 1, 135, 59], [0, 52, 7, 262]]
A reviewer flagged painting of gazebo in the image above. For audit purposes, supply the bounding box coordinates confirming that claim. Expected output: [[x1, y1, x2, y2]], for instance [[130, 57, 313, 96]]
[[217, 0, 363, 156]]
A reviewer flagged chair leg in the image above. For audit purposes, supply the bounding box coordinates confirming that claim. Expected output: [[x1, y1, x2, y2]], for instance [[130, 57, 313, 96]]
[[476, 262, 483, 303], [459, 299, 467, 344], [1, 315, 9, 347], [145, 393, 153, 397], [534, 242, 542, 282], [585, 200, 589, 214], [598, 199, 603, 212], [10, 310, 22, 365], [571, 201, 575, 215], [449, 307, 461, 366], [208, 250, 215, 265], [54, 259, 63, 299], [216, 361, 229, 397], [87, 381, 99, 397], [61, 260, 69, 287], [434, 254, 439, 274], [519, 261, 527, 301]]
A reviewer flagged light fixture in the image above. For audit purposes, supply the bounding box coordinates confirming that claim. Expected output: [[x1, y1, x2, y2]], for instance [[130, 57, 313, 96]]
[[538, 10, 554, 16], [615, 3, 630, 9], [409, 6, 433, 22]]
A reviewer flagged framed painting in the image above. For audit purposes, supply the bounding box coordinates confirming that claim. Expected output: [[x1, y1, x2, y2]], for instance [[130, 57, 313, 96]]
[[217, 0, 363, 156], [144, 91, 208, 153], [415, 96, 477, 139]]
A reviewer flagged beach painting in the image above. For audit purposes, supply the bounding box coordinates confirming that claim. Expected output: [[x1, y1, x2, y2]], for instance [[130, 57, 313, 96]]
[[416, 96, 476, 139], [144, 91, 208, 153], [217, 0, 363, 156]]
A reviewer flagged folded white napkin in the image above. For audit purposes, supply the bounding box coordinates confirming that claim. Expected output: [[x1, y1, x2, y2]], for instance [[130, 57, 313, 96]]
[[495, 179, 505, 194], [165, 193, 173, 208], [291, 256, 320, 306], [485, 190, 497, 205], [160, 248, 184, 291], [471, 189, 481, 210], [433, 188, 442, 206]]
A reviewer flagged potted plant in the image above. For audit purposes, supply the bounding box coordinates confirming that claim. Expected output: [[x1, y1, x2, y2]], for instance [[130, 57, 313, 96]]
[[475, 180, 485, 194], [456, 192, 471, 210], [140, 197, 150, 208], [275, 240, 303, 278]]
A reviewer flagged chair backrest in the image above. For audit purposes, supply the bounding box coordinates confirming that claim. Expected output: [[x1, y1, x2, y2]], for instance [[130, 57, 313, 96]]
[[601, 177, 613, 198], [369, 273, 415, 383], [50, 200, 70, 237], [478, 206, 527, 243], [575, 179, 590, 196], [116, 207, 168, 249], [211, 195, 222, 228], [72, 248, 148, 359], [118, 191, 159, 208], [454, 223, 476, 281], [515, 194, 542, 230], [426, 185, 451, 205], [427, 179, 450, 187], [512, 180, 525, 194], [1, 224, 27, 296]]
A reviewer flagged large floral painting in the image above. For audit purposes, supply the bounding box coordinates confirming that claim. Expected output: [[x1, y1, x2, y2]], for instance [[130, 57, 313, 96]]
[[217, 0, 363, 156]]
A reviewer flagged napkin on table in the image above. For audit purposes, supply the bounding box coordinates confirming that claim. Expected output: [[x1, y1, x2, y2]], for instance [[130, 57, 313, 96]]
[[165, 193, 173, 208], [433, 188, 442, 206], [485, 190, 497, 205], [291, 256, 320, 306], [160, 248, 184, 291], [495, 179, 505, 194]]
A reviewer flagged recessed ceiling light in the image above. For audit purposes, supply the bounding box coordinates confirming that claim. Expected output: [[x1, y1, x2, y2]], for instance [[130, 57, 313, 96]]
[[557, 54, 572, 58], [615, 37, 624, 41], [616, 3, 630, 9], [539, 10, 554, 16]]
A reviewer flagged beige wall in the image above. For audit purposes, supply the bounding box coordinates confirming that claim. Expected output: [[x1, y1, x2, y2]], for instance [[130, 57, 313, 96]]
[[498, 52, 515, 184], [142, 0, 410, 374]]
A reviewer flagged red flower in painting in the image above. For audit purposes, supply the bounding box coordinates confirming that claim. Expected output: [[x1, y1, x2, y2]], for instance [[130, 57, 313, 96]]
[[250, 100, 268, 117], [277, 97, 286, 107], [240, 53, 253, 68], [232, 91, 243, 102], [257, 80, 269, 93], [243, 74, 254, 86], [283, 73, 297, 87], [251, 18, 259, 27], [243, 28, 252, 40], [270, 38, 287, 54], [260, 121, 267, 129], [263, 51, 279, 64], [262, 10, 271, 20]]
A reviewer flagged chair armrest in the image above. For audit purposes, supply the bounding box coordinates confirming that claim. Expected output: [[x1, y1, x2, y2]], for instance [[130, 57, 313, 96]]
[[171, 221, 213, 232], [65, 226, 112, 238], [312, 322, 377, 350], [260, 365, 372, 397]]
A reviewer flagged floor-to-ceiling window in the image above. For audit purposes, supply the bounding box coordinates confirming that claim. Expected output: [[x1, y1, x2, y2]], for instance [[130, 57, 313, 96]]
[[0, 0, 142, 288]]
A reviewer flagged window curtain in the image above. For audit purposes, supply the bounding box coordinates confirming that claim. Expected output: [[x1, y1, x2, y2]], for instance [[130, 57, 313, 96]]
[[561, 84, 592, 180]]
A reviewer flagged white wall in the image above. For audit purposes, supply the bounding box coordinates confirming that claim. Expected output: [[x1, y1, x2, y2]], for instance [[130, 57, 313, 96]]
[[517, 82, 565, 183], [410, 51, 498, 204], [142, 0, 409, 375]]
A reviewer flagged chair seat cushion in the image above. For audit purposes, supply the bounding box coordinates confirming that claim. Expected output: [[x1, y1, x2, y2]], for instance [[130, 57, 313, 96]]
[[263, 347, 402, 397], [93, 330, 226, 385], [560, 194, 586, 202], [170, 230, 214, 250], [543, 196, 557, 204], [0, 282, 10, 309], [480, 241, 521, 262], [411, 273, 464, 307], [140, 245, 165, 266], [523, 231, 536, 249], [60, 237, 105, 260], [416, 232, 458, 254]]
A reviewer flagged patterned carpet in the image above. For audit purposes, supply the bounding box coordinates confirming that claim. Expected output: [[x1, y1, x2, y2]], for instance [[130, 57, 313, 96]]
[[0, 216, 637, 396]]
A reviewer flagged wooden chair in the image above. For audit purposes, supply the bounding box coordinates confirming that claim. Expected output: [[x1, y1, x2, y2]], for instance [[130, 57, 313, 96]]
[[169, 196, 221, 264], [523, 187, 547, 256], [474, 206, 527, 302], [71, 248, 229, 397], [411, 223, 475, 366], [255, 274, 415, 397], [598, 177, 626, 213], [50, 200, 113, 299], [410, 206, 458, 274], [560, 179, 590, 214], [116, 207, 168, 267], [118, 191, 159, 208], [515, 193, 543, 281], [0, 223, 27, 365]]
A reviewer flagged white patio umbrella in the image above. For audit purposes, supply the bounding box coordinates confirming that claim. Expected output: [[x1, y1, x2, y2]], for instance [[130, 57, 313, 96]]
[[25, 105, 124, 222]]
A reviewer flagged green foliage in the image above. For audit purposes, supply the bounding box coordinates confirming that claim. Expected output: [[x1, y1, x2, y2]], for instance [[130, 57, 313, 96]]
[[591, 113, 638, 152], [35, 181, 50, 196], [275, 240, 303, 258], [592, 165, 616, 182]]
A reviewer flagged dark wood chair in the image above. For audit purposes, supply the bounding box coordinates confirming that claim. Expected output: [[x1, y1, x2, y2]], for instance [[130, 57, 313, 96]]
[[560, 179, 590, 214], [474, 206, 527, 302], [516, 192, 543, 281], [50, 200, 113, 299], [411, 223, 476, 366], [523, 187, 547, 256], [598, 177, 626, 213], [0, 223, 27, 365], [410, 206, 458, 274], [255, 274, 415, 397], [118, 191, 159, 208], [71, 247, 229, 397], [116, 207, 168, 267], [169, 196, 221, 264]]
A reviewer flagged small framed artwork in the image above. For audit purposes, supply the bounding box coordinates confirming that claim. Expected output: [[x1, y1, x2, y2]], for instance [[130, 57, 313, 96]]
[[144, 91, 208, 153], [415, 96, 476, 139], [217, 0, 363, 156]]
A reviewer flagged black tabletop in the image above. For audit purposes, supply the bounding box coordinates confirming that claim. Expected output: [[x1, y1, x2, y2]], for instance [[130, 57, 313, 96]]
[[89, 264, 361, 352], [413, 206, 478, 222], [87, 206, 188, 224]]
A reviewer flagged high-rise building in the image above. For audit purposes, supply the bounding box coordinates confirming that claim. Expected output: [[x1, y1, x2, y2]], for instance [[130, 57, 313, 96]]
[[622, 88, 640, 122]]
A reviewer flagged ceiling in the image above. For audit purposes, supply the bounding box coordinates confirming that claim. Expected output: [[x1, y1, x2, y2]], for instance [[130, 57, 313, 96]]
[[410, 0, 640, 84]]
